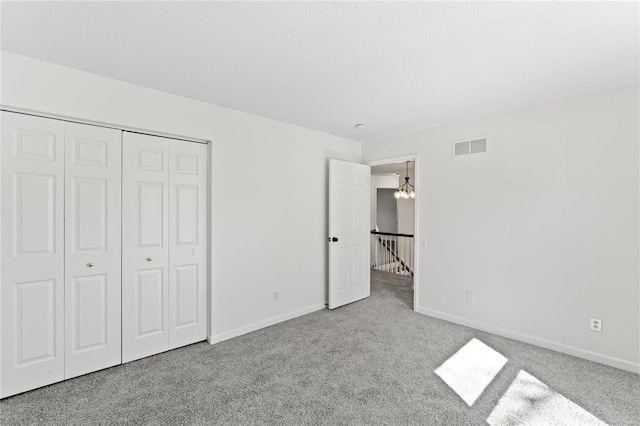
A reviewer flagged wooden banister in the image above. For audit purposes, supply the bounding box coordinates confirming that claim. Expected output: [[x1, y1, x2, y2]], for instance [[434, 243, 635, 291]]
[[371, 230, 414, 238]]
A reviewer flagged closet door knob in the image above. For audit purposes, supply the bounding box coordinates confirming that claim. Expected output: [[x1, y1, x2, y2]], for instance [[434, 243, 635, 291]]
[[146, 257, 152, 262], [87, 263, 94, 268]]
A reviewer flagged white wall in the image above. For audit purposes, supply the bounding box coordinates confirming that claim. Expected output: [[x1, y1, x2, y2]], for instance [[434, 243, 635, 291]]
[[363, 86, 640, 373], [3, 52, 637, 373], [1, 52, 362, 342]]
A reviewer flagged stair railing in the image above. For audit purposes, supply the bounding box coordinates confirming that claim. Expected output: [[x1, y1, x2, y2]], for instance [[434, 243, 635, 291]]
[[370, 231, 414, 277]]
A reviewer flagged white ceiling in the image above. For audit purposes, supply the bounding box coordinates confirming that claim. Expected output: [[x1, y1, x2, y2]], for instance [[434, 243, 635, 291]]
[[2, 1, 638, 142]]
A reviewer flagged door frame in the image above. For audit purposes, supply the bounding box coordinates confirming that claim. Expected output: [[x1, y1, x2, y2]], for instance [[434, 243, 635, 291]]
[[207, 140, 214, 343], [368, 155, 419, 312]]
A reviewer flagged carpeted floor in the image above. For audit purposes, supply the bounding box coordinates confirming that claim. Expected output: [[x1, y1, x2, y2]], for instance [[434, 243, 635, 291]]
[[1, 269, 638, 425]]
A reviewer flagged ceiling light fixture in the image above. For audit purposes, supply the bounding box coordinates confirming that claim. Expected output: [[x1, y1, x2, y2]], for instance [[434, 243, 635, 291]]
[[354, 123, 364, 129], [394, 161, 415, 199]]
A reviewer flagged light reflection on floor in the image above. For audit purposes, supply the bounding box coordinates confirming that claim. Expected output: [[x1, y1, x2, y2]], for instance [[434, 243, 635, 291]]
[[434, 338, 508, 406], [435, 338, 608, 425], [487, 370, 607, 426]]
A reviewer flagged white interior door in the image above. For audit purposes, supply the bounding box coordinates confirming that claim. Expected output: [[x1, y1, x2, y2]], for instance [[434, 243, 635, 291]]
[[64, 123, 121, 378], [168, 140, 208, 349], [122, 132, 169, 363], [328, 159, 370, 309], [0, 112, 65, 398]]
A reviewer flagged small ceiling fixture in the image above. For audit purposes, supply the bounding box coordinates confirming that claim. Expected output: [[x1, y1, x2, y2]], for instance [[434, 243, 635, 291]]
[[394, 161, 415, 199], [354, 123, 364, 129]]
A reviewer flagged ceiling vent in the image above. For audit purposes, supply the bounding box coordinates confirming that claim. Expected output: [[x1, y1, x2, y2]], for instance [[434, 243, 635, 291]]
[[453, 137, 488, 157]]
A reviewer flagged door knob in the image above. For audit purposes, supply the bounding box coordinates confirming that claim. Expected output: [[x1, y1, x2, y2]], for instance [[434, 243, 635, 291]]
[[328, 237, 339, 242], [87, 262, 94, 268], [146, 257, 152, 262]]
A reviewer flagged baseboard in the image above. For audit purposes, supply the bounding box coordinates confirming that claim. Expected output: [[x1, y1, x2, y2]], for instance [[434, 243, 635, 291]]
[[415, 306, 640, 374], [208, 303, 326, 344]]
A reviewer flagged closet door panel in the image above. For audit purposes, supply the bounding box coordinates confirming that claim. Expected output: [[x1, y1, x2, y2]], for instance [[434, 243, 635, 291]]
[[122, 133, 169, 363], [168, 140, 208, 349], [64, 123, 121, 379], [1, 112, 65, 398]]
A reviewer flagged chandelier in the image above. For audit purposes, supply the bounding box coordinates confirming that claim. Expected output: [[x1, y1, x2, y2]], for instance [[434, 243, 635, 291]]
[[394, 161, 415, 199]]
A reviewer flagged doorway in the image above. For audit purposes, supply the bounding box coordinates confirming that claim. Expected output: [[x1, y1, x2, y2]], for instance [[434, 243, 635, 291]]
[[376, 188, 398, 233], [369, 156, 418, 311]]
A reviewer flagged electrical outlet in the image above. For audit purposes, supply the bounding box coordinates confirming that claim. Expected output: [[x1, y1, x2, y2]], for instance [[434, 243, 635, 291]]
[[273, 291, 279, 302], [590, 318, 602, 332], [466, 291, 475, 304]]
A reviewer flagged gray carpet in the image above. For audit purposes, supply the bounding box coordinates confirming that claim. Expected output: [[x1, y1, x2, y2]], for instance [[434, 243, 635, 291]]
[[1, 269, 638, 425]]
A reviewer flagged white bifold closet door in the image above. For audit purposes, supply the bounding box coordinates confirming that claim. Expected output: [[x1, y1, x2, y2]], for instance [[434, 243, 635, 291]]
[[0, 112, 65, 398], [167, 139, 208, 349], [64, 123, 122, 379], [0, 112, 122, 398], [122, 132, 207, 363]]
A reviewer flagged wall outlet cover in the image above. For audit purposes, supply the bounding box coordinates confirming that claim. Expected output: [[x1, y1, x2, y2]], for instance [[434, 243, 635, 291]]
[[466, 291, 475, 304]]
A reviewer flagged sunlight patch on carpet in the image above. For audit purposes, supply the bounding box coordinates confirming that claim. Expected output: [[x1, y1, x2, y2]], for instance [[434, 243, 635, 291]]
[[434, 338, 508, 406], [487, 370, 607, 426]]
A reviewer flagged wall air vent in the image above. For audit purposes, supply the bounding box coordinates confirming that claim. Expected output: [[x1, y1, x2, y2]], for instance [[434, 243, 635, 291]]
[[453, 137, 488, 157]]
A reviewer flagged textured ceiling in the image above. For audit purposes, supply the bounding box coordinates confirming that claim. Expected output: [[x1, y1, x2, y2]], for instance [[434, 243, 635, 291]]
[[2, 1, 638, 141]]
